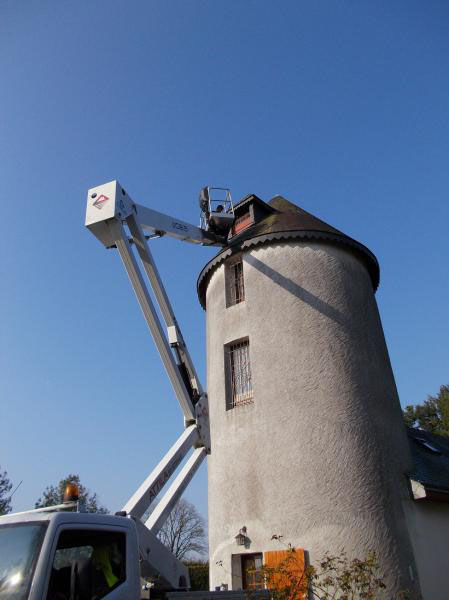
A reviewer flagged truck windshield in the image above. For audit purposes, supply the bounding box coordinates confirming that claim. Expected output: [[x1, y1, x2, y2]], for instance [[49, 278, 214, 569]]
[[0, 522, 47, 600]]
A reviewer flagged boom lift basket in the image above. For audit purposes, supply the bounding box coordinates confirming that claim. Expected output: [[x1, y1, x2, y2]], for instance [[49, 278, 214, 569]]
[[199, 186, 234, 237]]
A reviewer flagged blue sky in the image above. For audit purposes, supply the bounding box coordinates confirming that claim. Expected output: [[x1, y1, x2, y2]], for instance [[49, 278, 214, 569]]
[[1, 1, 448, 519]]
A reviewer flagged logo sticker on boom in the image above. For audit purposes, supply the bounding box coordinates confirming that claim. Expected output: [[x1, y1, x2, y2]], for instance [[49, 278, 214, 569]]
[[93, 194, 110, 209]]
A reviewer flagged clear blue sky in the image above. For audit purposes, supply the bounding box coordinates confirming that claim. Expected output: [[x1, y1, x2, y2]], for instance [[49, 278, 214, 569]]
[[1, 1, 448, 519]]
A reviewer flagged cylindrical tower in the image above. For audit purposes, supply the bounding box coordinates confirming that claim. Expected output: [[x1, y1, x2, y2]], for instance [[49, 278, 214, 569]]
[[198, 195, 421, 596]]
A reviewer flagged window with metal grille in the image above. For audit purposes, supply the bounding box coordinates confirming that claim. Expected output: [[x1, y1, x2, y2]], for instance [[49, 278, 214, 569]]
[[226, 339, 253, 408], [226, 259, 245, 307]]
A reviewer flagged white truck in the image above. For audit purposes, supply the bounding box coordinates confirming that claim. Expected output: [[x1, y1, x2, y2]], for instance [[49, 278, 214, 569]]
[[0, 182, 235, 600]]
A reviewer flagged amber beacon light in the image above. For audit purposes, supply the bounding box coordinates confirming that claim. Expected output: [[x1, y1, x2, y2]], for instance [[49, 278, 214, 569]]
[[63, 483, 79, 503]]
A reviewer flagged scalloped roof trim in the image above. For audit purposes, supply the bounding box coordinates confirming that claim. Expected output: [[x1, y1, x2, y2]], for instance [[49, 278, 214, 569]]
[[197, 229, 380, 310]]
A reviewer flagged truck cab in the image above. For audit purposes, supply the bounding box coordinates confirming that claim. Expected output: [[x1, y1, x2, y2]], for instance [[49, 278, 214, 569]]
[[0, 509, 181, 600]]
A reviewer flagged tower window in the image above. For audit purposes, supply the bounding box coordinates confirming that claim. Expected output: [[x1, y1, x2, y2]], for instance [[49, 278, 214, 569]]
[[226, 259, 245, 307], [226, 339, 253, 408]]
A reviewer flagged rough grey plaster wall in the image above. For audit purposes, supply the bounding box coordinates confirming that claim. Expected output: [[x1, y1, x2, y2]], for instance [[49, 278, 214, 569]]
[[205, 241, 421, 597], [403, 500, 449, 600]]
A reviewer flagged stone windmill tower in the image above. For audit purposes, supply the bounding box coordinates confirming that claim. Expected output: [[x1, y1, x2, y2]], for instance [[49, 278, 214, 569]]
[[197, 194, 421, 597]]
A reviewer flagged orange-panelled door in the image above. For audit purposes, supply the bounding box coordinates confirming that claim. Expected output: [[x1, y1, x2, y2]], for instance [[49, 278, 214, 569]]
[[264, 549, 306, 600]]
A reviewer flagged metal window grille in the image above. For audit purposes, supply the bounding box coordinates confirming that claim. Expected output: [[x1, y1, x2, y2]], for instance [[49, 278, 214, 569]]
[[228, 340, 253, 407], [228, 260, 245, 306]]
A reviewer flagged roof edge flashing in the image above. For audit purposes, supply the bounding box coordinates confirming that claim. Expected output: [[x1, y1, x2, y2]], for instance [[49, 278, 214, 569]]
[[410, 478, 449, 502], [410, 479, 427, 500]]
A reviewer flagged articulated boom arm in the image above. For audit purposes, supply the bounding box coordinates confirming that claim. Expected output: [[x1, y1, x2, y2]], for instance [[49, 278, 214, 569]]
[[86, 180, 224, 249], [85, 180, 220, 538]]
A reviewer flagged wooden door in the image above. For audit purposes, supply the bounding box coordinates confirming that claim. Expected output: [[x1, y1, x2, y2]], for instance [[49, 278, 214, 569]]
[[241, 553, 263, 590]]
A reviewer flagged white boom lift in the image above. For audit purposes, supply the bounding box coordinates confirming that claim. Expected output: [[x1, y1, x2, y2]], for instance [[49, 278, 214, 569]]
[[0, 181, 235, 600]]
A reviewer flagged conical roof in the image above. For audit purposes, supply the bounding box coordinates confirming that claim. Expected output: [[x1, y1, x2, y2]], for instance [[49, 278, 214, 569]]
[[244, 195, 349, 239], [197, 194, 379, 309]]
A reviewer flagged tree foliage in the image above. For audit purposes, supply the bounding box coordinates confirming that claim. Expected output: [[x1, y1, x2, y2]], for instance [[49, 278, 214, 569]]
[[184, 560, 209, 590], [157, 498, 207, 559], [35, 473, 108, 513], [403, 384, 449, 437], [0, 466, 13, 515]]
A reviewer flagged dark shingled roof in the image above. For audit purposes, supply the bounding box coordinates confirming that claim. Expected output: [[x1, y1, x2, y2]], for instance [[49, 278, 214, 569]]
[[197, 194, 380, 309], [408, 428, 449, 493]]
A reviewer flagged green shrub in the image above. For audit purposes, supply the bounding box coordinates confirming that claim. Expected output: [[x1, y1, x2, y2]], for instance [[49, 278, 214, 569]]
[[185, 560, 209, 591]]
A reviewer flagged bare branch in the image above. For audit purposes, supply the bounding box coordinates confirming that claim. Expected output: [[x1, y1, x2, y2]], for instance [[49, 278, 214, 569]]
[[158, 498, 207, 560]]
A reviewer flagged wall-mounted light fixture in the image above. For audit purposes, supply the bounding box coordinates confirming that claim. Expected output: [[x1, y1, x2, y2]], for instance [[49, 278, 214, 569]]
[[235, 526, 247, 546]]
